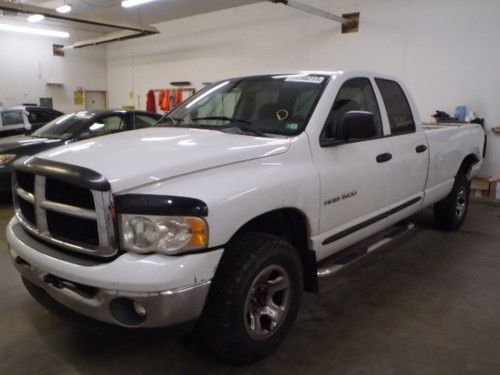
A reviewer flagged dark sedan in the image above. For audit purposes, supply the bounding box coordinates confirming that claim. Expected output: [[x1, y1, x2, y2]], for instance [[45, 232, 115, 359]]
[[0, 110, 161, 194]]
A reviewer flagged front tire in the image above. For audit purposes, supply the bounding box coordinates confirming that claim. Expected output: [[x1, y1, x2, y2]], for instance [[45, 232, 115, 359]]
[[434, 173, 470, 230], [199, 231, 303, 364]]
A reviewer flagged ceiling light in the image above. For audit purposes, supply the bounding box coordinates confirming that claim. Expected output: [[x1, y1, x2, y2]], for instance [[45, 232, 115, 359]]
[[0, 23, 69, 38], [121, 0, 160, 8], [56, 4, 72, 14], [27, 14, 45, 23]]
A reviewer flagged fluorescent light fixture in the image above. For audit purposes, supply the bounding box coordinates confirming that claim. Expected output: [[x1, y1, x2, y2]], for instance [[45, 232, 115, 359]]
[[122, 0, 161, 8], [27, 14, 45, 23], [56, 4, 72, 13], [0, 23, 69, 38]]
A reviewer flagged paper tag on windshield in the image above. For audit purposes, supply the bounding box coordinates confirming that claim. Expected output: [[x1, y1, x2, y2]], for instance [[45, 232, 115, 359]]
[[285, 75, 324, 84], [285, 123, 299, 130]]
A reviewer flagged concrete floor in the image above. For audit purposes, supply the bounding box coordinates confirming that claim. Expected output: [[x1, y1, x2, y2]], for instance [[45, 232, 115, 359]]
[[1, 201, 499, 374]]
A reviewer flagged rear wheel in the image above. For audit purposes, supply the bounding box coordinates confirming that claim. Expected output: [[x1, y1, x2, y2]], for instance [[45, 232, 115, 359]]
[[199, 231, 303, 364], [434, 173, 470, 230]]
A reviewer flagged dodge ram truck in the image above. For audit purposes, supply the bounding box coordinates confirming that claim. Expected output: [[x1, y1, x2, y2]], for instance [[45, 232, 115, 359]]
[[6, 71, 485, 363]]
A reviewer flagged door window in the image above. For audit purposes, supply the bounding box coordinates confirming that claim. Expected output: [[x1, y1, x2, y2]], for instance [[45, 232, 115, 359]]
[[322, 78, 382, 140], [132, 114, 158, 129], [79, 115, 125, 139], [1, 110, 24, 126], [375, 79, 415, 134], [28, 110, 54, 124]]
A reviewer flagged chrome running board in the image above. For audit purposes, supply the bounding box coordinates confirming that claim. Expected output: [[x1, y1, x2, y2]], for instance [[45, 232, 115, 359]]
[[317, 222, 415, 278]]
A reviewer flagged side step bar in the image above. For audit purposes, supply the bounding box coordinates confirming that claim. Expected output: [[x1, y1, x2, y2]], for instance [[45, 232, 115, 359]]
[[317, 222, 415, 278]]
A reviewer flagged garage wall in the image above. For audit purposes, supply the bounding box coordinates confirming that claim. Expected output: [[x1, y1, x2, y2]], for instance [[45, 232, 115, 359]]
[[107, 0, 500, 177], [0, 28, 107, 114]]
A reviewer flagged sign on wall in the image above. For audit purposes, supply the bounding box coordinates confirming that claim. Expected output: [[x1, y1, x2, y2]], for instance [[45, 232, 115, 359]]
[[74, 89, 84, 105]]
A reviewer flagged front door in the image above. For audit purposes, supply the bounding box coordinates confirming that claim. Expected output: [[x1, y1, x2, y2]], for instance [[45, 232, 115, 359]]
[[316, 77, 393, 260]]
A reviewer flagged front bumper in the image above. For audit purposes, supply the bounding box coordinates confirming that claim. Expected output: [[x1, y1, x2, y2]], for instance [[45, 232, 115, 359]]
[[7, 217, 223, 328]]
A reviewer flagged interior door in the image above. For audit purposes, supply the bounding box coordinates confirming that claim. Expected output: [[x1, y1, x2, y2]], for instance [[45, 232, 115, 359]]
[[316, 78, 393, 259], [374, 79, 428, 222], [85, 90, 108, 111]]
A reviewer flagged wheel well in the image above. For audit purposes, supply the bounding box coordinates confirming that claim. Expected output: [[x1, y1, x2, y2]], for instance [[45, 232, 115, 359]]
[[457, 154, 479, 178], [233, 208, 318, 293]]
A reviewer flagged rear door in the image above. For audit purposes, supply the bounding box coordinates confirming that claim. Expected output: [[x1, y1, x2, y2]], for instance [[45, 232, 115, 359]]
[[374, 79, 428, 222], [316, 77, 394, 259]]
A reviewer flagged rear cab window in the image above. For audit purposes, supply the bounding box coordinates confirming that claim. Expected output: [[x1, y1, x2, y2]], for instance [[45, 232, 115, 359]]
[[1, 110, 24, 127], [375, 79, 415, 135]]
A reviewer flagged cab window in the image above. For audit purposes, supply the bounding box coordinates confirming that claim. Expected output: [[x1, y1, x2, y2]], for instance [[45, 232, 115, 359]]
[[79, 115, 126, 139], [322, 78, 382, 141], [1, 110, 24, 127], [375, 79, 415, 134], [131, 114, 159, 129]]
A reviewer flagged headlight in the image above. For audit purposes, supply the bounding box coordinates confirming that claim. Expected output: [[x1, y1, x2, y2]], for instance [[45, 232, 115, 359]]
[[120, 214, 208, 255], [0, 154, 15, 165]]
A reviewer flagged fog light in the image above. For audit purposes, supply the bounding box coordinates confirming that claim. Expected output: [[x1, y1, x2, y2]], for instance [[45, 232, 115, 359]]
[[133, 301, 147, 317]]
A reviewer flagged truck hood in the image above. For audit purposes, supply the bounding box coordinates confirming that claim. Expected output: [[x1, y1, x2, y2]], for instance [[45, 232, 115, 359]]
[[0, 135, 63, 153], [35, 127, 291, 192]]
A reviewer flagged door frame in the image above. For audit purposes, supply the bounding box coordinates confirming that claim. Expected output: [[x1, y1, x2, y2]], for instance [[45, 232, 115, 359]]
[[84, 90, 108, 111]]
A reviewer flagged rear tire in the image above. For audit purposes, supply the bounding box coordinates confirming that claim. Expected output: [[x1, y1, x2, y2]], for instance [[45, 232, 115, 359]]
[[434, 173, 470, 230], [199, 231, 303, 364]]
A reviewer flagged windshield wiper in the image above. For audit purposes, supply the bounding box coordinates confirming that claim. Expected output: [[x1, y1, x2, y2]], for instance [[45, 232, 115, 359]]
[[191, 116, 251, 125], [223, 125, 267, 137]]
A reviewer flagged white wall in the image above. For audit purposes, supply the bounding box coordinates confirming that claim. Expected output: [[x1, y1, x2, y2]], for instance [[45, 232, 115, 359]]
[[0, 27, 107, 114], [107, 0, 500, 177]]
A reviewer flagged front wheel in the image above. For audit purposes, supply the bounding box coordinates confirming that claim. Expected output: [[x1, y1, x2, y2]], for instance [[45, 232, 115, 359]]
[[199, 231, 303, 364], [434, 173, 470, 230]]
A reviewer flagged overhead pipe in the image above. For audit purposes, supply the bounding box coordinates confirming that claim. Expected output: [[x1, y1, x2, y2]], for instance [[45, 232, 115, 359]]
[[269, 0, 357, 26]]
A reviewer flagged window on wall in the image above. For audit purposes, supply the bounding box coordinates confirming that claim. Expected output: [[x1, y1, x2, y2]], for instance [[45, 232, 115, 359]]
[[375, 79, 415, 134]]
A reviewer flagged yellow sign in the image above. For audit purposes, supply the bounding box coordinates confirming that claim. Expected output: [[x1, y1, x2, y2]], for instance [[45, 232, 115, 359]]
[[74, 90, 84, 105]]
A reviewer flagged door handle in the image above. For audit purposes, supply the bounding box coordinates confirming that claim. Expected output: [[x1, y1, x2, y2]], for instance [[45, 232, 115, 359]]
[[416, 144, 428, 153], [376, 153, 392, 163]]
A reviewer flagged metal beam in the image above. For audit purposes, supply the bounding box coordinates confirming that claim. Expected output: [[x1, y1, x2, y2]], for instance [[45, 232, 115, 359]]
[[269, 0, 356, 26], [0, 0, 159, 48]]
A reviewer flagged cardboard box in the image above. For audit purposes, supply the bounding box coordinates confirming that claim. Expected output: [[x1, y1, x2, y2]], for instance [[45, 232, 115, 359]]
[[489, 182, 500, 200], [471, 178, 490, 198]]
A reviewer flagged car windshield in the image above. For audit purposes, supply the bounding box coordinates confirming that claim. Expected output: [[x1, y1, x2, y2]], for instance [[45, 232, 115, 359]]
[[157, 74, 328, 136], [32, 112, 93, 140]]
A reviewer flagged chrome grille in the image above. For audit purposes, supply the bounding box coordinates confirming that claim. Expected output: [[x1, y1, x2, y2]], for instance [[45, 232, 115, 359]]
[[13, 172, 117, 257]]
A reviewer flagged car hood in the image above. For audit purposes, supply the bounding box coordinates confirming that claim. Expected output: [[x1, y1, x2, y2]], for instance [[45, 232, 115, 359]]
[[0, 135, 62, 153], [35, 127, 291, 192]]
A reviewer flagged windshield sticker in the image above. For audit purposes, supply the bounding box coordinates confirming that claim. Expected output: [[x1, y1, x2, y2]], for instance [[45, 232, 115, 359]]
[[285, 123, 298, 130], [285, 75, 325, 84]]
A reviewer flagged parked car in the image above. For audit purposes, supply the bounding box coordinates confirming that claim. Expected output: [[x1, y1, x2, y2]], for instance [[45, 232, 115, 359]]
[[0, 106, 63, 137], [0, 109, 161, 194], [6, 72, 485, 363]]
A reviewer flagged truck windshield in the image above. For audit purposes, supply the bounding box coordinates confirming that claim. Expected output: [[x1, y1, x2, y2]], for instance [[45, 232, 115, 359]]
[[157, 74, 328, 136], [32, 112, 92, 140]]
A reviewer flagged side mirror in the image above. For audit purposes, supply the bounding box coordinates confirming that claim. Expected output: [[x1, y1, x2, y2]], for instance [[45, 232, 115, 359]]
[[338, 111, 377, 140]]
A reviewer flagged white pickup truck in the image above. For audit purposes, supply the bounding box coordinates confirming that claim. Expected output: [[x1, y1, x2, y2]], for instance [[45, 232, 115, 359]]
[[7, 71, 485, 363]]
